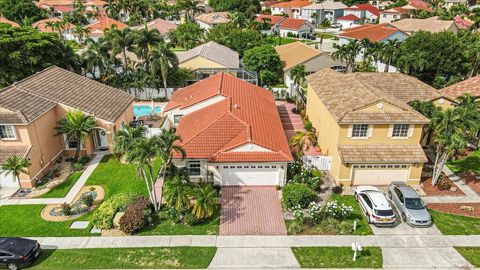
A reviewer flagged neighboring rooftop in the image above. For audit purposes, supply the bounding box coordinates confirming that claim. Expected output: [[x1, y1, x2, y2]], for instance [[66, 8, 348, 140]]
[[391, 16, 457, 33], [255, 15, 285, 26], [303, 2, 348, 10], [0, 17, 20, 27], [306, 68, 430, 124], [168, 73, 292, 163], [275, 42, 322, 71], [381, 6, 409, 14], [403, 0, 433, 12], [176, 41, 239, 69], [85, 16, 127, 37], [338, 144, 428, 163], [338, 23, 404, 42], [441, 75, 480, 100], [132, 18, 177, 36], [454, 15, 472, 29], [347, 3, 381, 16], [0, 66, 134, 123], [279, 18, 309, 30], [337, 14, 361, 21], [196, 12, 231, 25], [32, 17, 74, 32], [271, 0, 311, 8]]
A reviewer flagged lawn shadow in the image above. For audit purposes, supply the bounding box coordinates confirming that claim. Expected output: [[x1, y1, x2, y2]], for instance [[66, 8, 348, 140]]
[[29, 249, 57, 268]]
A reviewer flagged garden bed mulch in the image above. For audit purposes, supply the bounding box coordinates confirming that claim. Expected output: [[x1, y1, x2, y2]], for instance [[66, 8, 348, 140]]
[[428, 203, 480, 218], [460, 172, 480, 195], [420, 177, 465, 196]]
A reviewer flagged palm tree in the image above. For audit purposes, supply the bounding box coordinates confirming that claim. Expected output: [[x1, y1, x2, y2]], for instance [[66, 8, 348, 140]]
[[163, 174, 191, 211], [367, 42, 384, 70], [134, 26, 163, 70], [176, 0, 205, 21], [381, 39, 398, 73], [45, 20, 68, 44], [332, 44, 350, 71], [149, 41, 179, 98], [191, 185, 218, 220], [290, 65, 307, 107], [113, 125, 147, 157], [56, 110, 96, 161], [345, 39, 361, 72], [359, 38, 372, 63], [289, 130, 317, 157], [109, 27, 135, 74], [1, 156, 31, 189], [82, 37, 108, 79]]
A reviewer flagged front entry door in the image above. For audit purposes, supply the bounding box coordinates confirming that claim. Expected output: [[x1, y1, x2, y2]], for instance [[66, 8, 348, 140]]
[[94, 129, 109, 150]]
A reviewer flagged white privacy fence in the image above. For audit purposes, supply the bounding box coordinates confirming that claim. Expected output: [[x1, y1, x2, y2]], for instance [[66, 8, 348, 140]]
[[302, 155, 332, 171], [146, 128, 162, 138], [131, 88, 175, 100]]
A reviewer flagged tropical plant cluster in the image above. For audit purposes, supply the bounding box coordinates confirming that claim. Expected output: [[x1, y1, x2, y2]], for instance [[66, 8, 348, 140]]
[[282, 183, 317, 209], [289, 166, 323, 192], [119, 197, 154, 234], [92, 193, 138, 229]]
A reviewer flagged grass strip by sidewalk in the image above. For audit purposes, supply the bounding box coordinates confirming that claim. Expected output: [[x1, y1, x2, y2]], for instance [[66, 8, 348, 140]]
[[455, 247, 480, 267], [430, 210, 480, 235], [30, 247, 217, 269], [38, 172, 82, 198], [292, 247, 383, 268]]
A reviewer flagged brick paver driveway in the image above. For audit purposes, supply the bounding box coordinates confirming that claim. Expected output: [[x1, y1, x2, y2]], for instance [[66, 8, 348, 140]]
[[220, 186, 287, 235]]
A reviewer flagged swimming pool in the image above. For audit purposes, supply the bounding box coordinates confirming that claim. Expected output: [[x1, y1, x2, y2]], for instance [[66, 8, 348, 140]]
[[133, 105, 163, 117]]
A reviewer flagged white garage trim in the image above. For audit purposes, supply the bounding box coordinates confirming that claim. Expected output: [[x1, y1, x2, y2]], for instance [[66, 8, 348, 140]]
[[219, 163, 284, 186], [0, 170, 18, 188], [351, 164, 410, 186]]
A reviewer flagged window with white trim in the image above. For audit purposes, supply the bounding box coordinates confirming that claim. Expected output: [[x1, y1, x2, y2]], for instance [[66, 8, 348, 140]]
[[392, 124, 409, 137], [0, 125, 16, 139], [63, 134, 79, 150], [351, 124, 369, 138], [187, 160, 201, 176]]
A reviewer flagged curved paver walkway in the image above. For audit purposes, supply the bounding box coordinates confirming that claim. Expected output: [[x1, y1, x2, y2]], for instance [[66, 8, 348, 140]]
[[0, 153, 106, 206], [220, 186, 287, 236]]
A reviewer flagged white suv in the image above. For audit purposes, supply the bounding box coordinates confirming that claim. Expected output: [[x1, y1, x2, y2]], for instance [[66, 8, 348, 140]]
[[354, 186, 395, 226]]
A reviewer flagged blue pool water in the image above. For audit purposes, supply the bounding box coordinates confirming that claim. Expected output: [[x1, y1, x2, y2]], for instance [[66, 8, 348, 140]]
[[134, 105, 163, 117]]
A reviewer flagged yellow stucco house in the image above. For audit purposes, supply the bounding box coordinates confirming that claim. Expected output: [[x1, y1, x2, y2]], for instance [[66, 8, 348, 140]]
[[306, 69, 444, 186], [0, 66, 134, 188]]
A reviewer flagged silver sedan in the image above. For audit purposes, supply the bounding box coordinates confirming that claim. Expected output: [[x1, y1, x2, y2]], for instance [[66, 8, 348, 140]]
[[388, 182, 432, 227]]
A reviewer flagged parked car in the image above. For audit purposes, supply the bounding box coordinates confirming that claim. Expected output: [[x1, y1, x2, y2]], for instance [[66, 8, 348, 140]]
[[354, 186, 395, 226], [388, 182, 432, 227], [0, 238, 41, 270]]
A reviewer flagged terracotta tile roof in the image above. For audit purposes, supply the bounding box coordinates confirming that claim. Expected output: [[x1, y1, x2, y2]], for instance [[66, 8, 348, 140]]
[[0, 86, 57, 124], [196, 12, 230, 25], [404, 0, 433, 12], [133, 18, 177, 36], [85, 17, 127, 37], [338, 23, 404, 42], [262, 0, 281, 8], [271, 0, 310, 8], [441, 75, 480, 100], [255, 15, 285, 26], [338, 144, 428, 163], [169, 73, 292, 163], [0, 145, 31, 164], [32, 18, 74, 32], [381, 7, 409, 14], [0, 17, 20, 27], [391, 17, 456, 33], [303, 2, 348, 10], [454, 16, 472, 29], [279, 18, 308, 30], [337, 14, 361, 21], [1, 66, 134, 123], [54, 5, 74, 12], [354, 3, 380, 16], [83, 0, 106, 6], [37, 0, 74, 6], [275, 42, 323, 71], [176, 41, 239, 69], [306, 69, 430, 124]]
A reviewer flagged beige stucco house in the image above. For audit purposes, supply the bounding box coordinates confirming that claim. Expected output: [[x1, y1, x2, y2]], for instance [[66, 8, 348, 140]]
[[0, 66, 134, 188], [306, 69, 444, 186]]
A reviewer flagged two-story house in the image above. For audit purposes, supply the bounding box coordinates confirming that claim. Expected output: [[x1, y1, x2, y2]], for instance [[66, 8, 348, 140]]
[[306, 69, 442, 186], [271, 0, 311, 19], [162, 72, 292, 186], [0, 66, 134, 189]]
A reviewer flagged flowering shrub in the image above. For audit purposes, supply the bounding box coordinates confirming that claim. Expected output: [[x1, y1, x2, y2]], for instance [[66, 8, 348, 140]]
[[306, 201, 322, 224], [290, 165, 323, 191], [287, 159, 304, 180], [282, 183, 317, 209], [324, 201, 353, 220]]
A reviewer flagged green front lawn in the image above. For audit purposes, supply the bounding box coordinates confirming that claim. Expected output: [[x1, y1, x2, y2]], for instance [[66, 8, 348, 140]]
[[292, 247, 383, 268], [447, 150, 480, 174], [38, 172, 82, 198], [139, 208, 220, 235], [30, 247, 216, 269], [455, 247, 480, 267], [0, 205, 92, 237], [430, 210, 480, 235], [0, 155, 160, 237]]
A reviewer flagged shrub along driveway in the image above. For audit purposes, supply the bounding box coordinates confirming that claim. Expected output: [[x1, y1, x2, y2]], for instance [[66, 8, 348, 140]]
[[220, 186, 287, 235]]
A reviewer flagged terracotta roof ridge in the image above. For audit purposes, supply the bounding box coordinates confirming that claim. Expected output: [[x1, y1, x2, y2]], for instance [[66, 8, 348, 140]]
[[181, 109, 231, 146]]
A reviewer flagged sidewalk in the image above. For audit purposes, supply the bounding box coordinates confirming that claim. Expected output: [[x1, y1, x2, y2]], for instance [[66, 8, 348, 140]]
[[0, 153, 106, 206], [32, 235, 480, 249]]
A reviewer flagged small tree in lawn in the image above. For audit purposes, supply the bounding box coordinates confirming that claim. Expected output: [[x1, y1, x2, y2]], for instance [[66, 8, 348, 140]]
[[1, 156, 31, 189], [163, 174, 192, 212], [56, 110, 96, 161], [191, 185, 218, 219]]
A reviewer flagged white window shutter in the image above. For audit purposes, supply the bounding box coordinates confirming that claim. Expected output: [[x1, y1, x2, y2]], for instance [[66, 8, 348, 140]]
[[367, 125, 373, 138], [388, 125, 393, 138], [407, 125, 414, 137], [347, 125, 353, 138]]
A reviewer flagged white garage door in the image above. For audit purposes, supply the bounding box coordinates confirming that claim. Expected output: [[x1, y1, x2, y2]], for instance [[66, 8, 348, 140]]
[[352, 164, 409, 186], [0, 170, 18, 188], [220, 165, 279, 186]]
